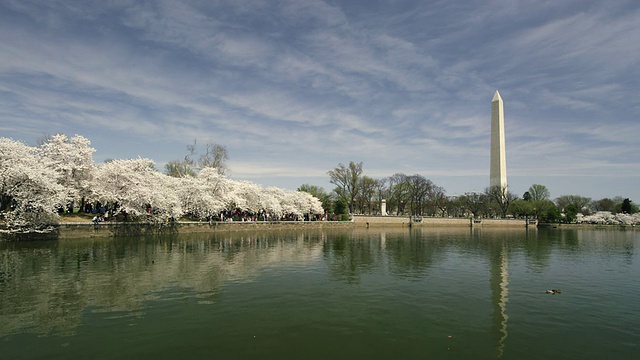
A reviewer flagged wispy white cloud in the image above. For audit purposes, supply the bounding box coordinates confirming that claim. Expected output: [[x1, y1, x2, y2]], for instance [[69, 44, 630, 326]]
[[0, 0, 638, 199]]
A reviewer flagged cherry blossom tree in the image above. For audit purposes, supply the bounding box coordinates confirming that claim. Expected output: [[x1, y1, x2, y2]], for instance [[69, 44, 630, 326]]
[[262, 187, 285, 216], [577, 211, 640, 225], [38, 134, 95, 211], [293, 190, 324, 216], [0, 138, 65, 233], [1, 134, 326, 232], [173, 169, 323, 221], [273, 187, 298, 216], [89, 158, 181, 221], [230, 180, 263, 213], [175, 167, 228, 219], [171, 175, 197, 216], [298, 184, 331, 213]]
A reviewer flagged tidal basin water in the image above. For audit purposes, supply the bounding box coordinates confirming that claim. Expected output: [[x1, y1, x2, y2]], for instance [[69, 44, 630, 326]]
[[1, 227, 638, 359]]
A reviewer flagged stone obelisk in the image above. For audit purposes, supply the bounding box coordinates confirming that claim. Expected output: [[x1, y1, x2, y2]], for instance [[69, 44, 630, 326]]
[[490, 90, 507, 190]]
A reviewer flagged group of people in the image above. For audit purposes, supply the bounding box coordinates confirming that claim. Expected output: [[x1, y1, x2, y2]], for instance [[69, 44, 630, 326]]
[[201, 209, 325, 223], [82, 201, 110, 215], [213, 209, 272, 222]]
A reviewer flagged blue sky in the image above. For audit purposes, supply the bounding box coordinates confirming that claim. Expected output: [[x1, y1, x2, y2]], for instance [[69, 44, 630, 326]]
[[1, 0, 639, 202]]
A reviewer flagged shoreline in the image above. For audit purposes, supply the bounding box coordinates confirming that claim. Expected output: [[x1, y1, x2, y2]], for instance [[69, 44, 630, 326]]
[[48, 220, 355, 239], [2, 216, 636, 241]]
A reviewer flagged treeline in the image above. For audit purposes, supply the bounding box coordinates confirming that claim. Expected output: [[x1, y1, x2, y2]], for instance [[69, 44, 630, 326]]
[[306, 161, 639, 222], [0, 135, 323, 234]]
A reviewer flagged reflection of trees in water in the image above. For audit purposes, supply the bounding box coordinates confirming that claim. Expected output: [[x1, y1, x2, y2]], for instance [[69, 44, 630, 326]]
[[321, 228, 453, 283], [0, 231, 325, 337], [557, 229, 579, 248], [385, 229, 448, 277], [322, 228, 479, 282], [2, 228, 635, 340], [322, 231, 380, 283], [513, 228, 551, 270], [557, 229, 635, 254], [321, 228, 533, 283], [1, 246, 85, 336], [522, 228, 637, 268]]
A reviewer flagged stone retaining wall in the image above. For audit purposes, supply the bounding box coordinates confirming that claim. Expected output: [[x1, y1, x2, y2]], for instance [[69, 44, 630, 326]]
[[2, 216, 532, 241], [53, 221, 354, 239], [353, 215, 529, 228]]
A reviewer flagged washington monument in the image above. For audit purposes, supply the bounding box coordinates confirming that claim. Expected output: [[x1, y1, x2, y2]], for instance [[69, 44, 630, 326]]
[[490, 90, 507, 190]]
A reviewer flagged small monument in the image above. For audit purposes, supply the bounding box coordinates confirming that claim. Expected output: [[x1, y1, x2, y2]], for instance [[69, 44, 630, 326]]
[[490, 90, 507, 190], [381, 199, 387, 216]]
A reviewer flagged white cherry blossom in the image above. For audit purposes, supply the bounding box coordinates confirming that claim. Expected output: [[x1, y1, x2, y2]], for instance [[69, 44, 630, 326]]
[[0, 138, 65, 232], [1, 135, 326, 232]]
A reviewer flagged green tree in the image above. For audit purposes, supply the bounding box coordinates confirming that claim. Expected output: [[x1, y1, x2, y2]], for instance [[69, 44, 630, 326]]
[[333, 198, 349, 219], [298, 184, 331, 213], [528, 184, 550, 201], [555, 195, 591, 214], [525, 184, 552, 219], [537, 200, 561, 222], [564, 204, 578, 223], [509, 199, 534, 218], [591, 198, 616, 212]]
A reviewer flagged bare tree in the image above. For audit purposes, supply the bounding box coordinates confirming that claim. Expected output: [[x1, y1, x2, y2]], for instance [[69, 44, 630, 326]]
[[165, 141, 196, 178], [485, 185, 516, 218], [407, 174, 433, 215], [430, 185, 448, 217], [199, 141, 229, 175], [165, 139, 229, 177], [555, 195, 591, 213], [386, 173, 410, 215], [327, 161, 363, 213], [459, 192, 487, 218], [355, 176, 378, 214], [375, 178, 388, 215]]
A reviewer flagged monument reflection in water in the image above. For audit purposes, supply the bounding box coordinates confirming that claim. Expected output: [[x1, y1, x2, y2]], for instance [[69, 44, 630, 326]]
[[0, 228, 638, 360], [492, 242, 509, 358]]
